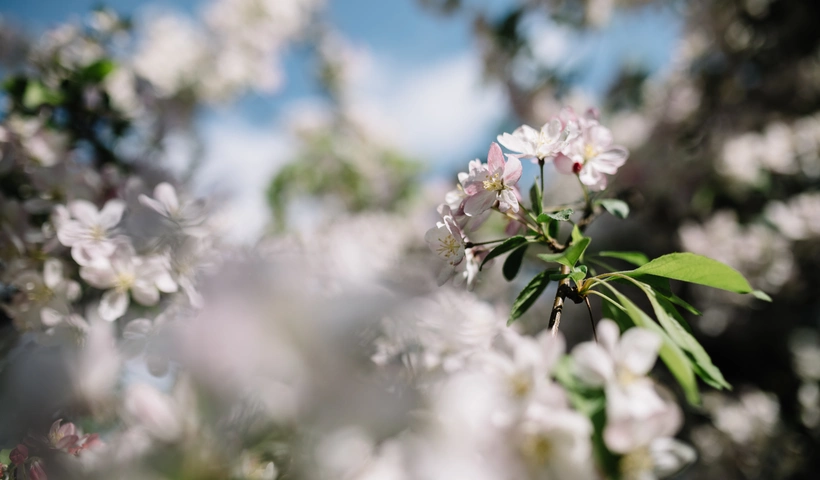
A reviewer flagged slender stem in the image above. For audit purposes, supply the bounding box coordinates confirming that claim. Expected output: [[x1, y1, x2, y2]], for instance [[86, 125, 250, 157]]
[[585, 296, 597, 342], [577, 175, 590, 208], [539, 161, 545, 204]]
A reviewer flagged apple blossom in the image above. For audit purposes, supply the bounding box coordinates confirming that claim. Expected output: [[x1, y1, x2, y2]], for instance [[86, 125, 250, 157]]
[[554, 112, 629, 191], [425, 206, 466, 277], [80, 244, 178, 321], [462, 143, 523, 215], [497, 110, 577, 164], [54, 199, 126, 266]]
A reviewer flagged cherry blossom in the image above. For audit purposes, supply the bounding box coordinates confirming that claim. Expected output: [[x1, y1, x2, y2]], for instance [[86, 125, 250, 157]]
[[54, 199, 126, 266], [555, 112, 629, 191], [425, 206, 466, 284], [462, 143, 523, 215], [80, 244, 178, 321], [497, 112, 574, 164]]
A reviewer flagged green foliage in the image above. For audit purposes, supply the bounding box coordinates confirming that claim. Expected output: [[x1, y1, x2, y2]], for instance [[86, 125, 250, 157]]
[[502, 244, 528, 281], [596, 250, 648, 267], [596, 199, 629, 219], [508, 269, 556, 325], [538, 236, 590, 268], [537, 208, 573, 222], [480, 236, 531, 270], [623, 252, 765, 297], [529, 182, 543, 216]]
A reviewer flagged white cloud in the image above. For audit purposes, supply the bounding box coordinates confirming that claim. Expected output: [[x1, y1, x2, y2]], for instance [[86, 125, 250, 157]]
[[193, 47, 506, 243]]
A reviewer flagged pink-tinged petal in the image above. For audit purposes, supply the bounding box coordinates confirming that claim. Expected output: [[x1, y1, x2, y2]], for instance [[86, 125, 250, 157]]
[[68, 200, 99, 227], [99, 289, 129, 321], [571, 342, 615, 387], [153, 183, 179, 213], [80, 263, 118, 289], [131, 281, 160, 306], [98, 199, 126, 229], [589, 124, 614, 149], [553, 153, 576, 175], [29, 461, 47, 480], [463, 190, 496, 216], [43, 259, 63, 289], [618, 328, 662, 376], [497, 189, 519, 213], [502, 155, 522, 186], [543, 117, 563, 142], [56, 419, 77, 437], [56, 221, 86, 246], [594, 146, 629, 172], [579, 164, 605, 189], [55, 434, 79, 450], [487, 142, 505, 172], [123, 383, 183, 442], [584, 107, 600, 122]]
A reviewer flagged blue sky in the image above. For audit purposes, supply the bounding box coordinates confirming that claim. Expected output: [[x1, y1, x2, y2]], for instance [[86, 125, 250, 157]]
[[1, 0, 682, 241]]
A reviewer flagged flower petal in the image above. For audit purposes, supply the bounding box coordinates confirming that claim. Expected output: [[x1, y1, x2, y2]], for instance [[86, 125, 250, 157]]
[[98, 199, 126, 229], [68, 200, 99, 227], [43, 259, 63, 289], [553, 153, 576, 175], [80, 263, 118, 289], [131, 281, 160, 306], [502, 155, 522, 186], [154, 183, 179, 213], [487, 142, 505, 172], [99, 289, 129, 321], [463, 190, 496, 217], [571, 342, 615, 387], [617, 328, 662, 376]]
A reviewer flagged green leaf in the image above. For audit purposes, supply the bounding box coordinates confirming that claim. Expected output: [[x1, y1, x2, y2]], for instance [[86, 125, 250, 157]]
[[597, 198, 630, 219], [538, 237, 591, 268], [529, 182, 542, 216], [569, 265, 588, 285], [480, 236, 530, 270], [571, 224, 584, 243], [502, 245, 528, 281], [752, 290, 772, 302], [597, 250, 649, 267], [23, 81, 63, 109], [508, 270, 555, 325], [80, 59, 117, 82], [537, 208, 574, 223], [624, 252, 754, 294], [598, 283, 700, 404]]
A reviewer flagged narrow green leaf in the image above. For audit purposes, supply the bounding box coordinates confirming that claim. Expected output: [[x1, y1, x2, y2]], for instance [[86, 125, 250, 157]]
[[23, 81, 63, 109], [538, 237, 591, 268], [480, 236, 530, 270], [502, 245, 528, 281], [529, 182, 542, 216], [80, 59, 117, 82], [624, 252, 754, 294], [597, 198, 630, 219], [752, 290, 772, 302], [598, 283, 700, 404], [597, 250, 649, 267], [508, 270, 554, 325], [548, 218, 560, 238], [537, 208, 574, 223]]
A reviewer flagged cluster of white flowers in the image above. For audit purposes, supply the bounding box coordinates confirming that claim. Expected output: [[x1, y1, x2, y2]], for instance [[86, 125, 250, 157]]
[[718, 114, 820, 186], [133, 0, 321, 102]]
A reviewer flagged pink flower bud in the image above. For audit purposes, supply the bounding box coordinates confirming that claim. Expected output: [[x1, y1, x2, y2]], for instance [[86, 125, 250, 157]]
[[9, 444, 28, 465], [29, 460, 47, 480]]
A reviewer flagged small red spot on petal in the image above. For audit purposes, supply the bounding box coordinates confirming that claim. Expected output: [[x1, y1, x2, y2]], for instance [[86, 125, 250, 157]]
[[572, 162, 583, 174]]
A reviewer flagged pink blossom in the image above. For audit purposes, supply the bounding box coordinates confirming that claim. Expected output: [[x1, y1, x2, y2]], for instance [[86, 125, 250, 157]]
[[462, 143, 523, 215], [9, 444, 28, 465], [48, 419, 80, 451], [29, 460, 47, 480], [554, 112, 628, 191]]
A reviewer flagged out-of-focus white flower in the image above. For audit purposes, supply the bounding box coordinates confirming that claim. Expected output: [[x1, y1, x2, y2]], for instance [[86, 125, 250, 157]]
[[765, 192, 820, 240], [72, 320, 121, 406], [572, 320, 682, 453], [54, 199, 125, 266], [620, 437, 696, 480], [462, 143, 523, 215], [139, 182, 204, 226], [705, 390, 780, 445], [497, 116, 567, 164], [80, 244, 178, 321], [123, 383, 183, 442], [555, 111, 629, 191], [133, 14, 209, 97], [517, 402, 596, 480]]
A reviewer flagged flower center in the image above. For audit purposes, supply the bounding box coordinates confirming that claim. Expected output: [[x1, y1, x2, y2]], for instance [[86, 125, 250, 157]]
[[583, 143, 598, 160], [616, 367, 638, 386], [522, 434, 553, 466], [620, 446, 653, 479], [90, 224, 106, 241], [510, 373, 532, 398], [436, 234, 461, 259], [482, 172, 504, 192], [114, 273, 135, 293]]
